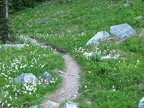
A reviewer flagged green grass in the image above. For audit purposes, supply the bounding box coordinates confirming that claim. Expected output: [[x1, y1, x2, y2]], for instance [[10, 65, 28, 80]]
[[0, 43, 64, 107], [3, 0, 144, 107]]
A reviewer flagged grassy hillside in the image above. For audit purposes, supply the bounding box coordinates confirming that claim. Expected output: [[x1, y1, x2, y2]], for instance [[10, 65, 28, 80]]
[[0, 43, 64, 107], [2, 0, 144, 107]]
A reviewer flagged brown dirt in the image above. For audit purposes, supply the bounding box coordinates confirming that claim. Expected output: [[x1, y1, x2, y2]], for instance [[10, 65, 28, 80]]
[[40, 54, 80, 108]]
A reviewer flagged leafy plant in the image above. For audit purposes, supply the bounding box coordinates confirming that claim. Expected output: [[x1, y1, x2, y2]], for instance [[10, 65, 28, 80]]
[[90, 53, 101, 62], [98, 62, 111, 75], [9, 0, 144, 107], [10, 0, 45, 11], [0, 44, 64, 107]]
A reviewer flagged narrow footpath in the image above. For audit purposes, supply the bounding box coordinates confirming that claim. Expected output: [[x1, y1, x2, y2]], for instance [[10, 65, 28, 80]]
[[41, 54, 80, 108], [21, 36, 80, 108]]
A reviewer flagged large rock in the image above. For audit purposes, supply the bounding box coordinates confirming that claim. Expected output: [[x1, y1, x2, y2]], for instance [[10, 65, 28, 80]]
[[110, 23, 136, 38], [42, 71, 52, 79], [14, 73, 37, 84], [138, 97, 144, 108], [86, 31, 110, 46], [62, 101, 78, 108]]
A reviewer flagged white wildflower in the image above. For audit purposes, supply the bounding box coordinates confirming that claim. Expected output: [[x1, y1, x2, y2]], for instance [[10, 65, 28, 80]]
[[83, 52, 93, 58], [137, 60, 140, 64], [112, 85, 116, 91], [7, 103, 11, 107]]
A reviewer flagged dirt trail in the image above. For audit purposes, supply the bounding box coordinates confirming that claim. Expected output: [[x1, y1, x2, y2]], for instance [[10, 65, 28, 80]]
[[40, 54, 80, 108], [20, 37, 80, 108]]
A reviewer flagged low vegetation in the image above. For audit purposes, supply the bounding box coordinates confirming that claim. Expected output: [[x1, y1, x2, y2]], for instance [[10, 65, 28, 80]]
[[0, 40, 64, 107], [1, 0, 144, 107]]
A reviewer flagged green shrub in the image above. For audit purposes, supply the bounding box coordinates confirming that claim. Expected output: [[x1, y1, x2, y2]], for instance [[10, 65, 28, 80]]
[[122, 37, 144, 54], [90, 53, 101, 62], [97, 62, 111, 75], [10, 0, 44, 11]]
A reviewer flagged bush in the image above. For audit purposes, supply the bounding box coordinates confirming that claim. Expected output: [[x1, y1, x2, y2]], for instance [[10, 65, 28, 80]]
[[98, 62, 111, 75], [10, 0, 44, 11], [122, 37, 144, 54], [90, 53, 101, 62]]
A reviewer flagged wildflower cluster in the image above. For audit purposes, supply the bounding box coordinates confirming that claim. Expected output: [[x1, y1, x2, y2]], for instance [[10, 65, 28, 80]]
[[74, 46, 120, 60], [0, 41, 63, 107], [0, 80, 37, 107]]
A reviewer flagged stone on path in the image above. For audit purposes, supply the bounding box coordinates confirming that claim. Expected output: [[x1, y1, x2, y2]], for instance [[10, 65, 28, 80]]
[[86, 31, 110, 46], [62, 101, 78, 108], [14, 73, 37, 84], [41, 100, 59, 108], [110, 23, 136, 38], [138, 97, 144, 108]]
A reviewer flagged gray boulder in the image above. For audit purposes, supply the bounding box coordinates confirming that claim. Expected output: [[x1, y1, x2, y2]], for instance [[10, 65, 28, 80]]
[[86, 31, 110, 46], [62, 101, 78, 108], [14, 73, 37, 84], [110, 23, 136, 38], [138, 97, 144, 108], [42, 71, 52, 79]]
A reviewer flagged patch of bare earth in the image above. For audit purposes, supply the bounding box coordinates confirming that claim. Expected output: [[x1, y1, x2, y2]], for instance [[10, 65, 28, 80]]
[[19, 37, 80, 108], [40, 54, 80, 108]]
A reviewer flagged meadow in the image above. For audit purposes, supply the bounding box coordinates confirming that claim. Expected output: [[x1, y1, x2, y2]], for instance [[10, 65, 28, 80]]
[[1, 0, 144, 107]]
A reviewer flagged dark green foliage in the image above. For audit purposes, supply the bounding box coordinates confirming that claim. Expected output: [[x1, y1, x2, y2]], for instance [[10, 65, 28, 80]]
[[10, 0, 44, 11], [97, 62, 111, 75], [10, 0, 144, 107], [90, 53, 101, 62], [0, 18, 10, 43], [54, 0, 74, 4], [0, 0, 11, 43], [122, 37, 144, 54]]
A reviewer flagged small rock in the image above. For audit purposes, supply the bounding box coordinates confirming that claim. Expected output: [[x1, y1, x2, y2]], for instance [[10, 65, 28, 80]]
[[29, 105, 38, 108], [110, 23, 136, 38], [41, 101, 59, 108], [62, 101, 78, 108], [0, 44, 26, 49], [86, 31, 110, 46], [14, 73, 37, 84], [124, 3, 131, 7], [138, 97, 144, 108], [42, 71, 52, 79]]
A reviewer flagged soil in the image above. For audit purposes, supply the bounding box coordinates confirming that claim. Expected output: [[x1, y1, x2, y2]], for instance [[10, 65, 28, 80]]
[[40, 54, 80, 108]]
